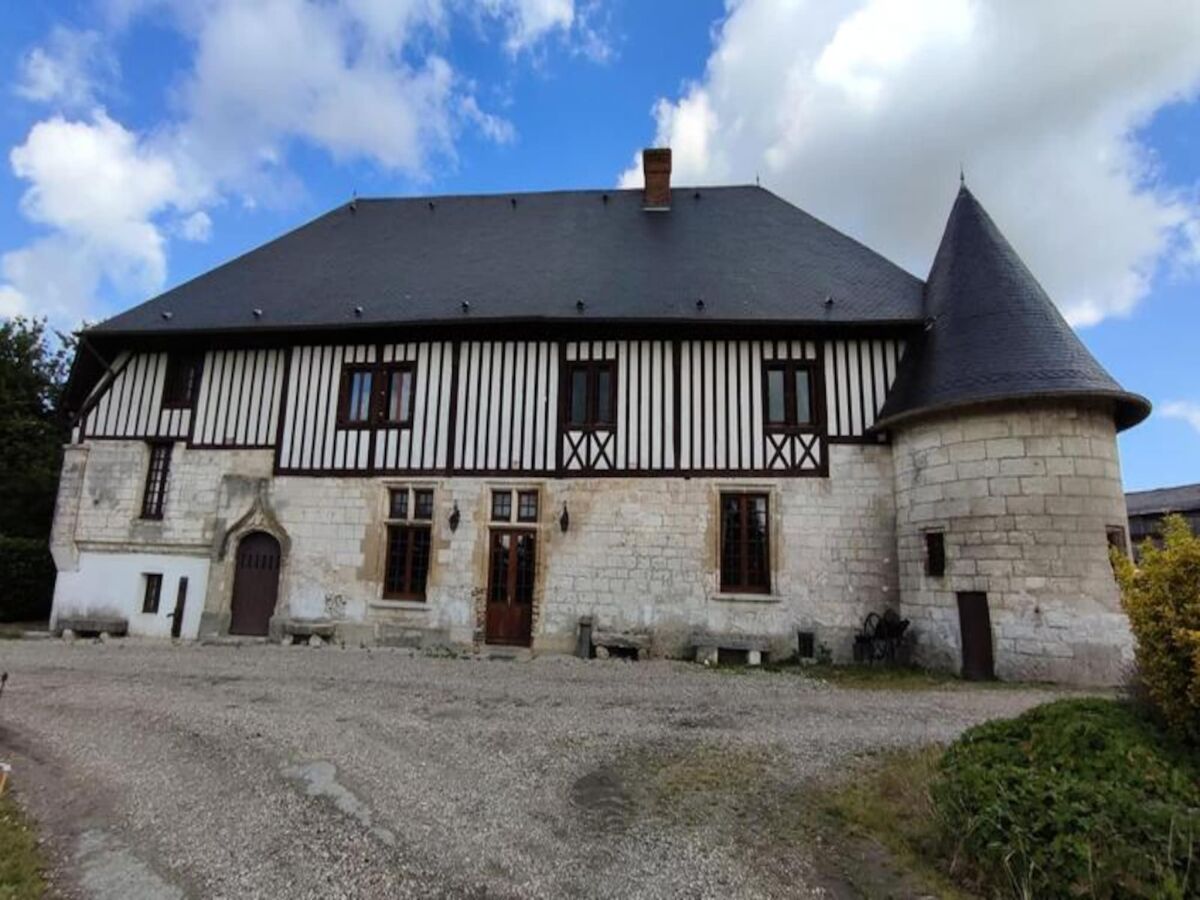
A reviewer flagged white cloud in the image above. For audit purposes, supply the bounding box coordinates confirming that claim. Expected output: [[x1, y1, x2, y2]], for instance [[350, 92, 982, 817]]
[[15, 27, 117, 110], [178, 211, 213, 242], [620, 0, 1200, 327], [3, 0, 592, 328], [1161, 401, 1200, 436], [1, 111, 195, 324], [482, 0, 574, 54]]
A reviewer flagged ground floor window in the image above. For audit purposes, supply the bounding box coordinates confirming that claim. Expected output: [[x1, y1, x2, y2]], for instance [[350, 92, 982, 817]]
[[141, 573, 163, 613], [383, 486, 434, 600], [719, 492, 770, 593]]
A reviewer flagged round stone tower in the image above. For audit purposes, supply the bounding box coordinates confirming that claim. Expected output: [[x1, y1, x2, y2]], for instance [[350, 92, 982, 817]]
[[876, 186, 1149, 685]]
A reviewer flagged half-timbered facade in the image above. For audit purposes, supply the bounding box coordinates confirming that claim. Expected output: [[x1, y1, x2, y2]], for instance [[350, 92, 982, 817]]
[[49, 149, 1150, 683]]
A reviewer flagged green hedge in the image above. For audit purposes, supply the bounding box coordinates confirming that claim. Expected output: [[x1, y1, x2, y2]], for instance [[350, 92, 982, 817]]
[[933, 698, 1200, 898], [0, 535, 55, 623]]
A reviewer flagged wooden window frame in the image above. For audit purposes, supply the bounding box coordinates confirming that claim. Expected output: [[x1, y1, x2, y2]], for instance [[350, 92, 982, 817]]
[[141, 572, 163, 614], [161, 353, 202, 409], [382, 486, 434, 601], [412, 488, 434, 521], [925, 531, 946, 577], [379, 363, 417, 427], [719, 492, 771, 594], [762, 361, 818, 433], [491, 490, 513, 523], [338, 362, 417, 429], [140, 442, 172, 520], [564, 360, 618, 431], [337, 364, 376, 429], [517, 490, 539, 523]]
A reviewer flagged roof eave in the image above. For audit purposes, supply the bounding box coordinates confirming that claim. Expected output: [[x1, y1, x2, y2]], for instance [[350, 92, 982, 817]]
[[872, 388, 1152, 435]]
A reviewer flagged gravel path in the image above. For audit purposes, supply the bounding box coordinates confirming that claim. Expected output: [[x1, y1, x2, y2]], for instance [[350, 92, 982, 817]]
[[0, 641, 1062, 899]]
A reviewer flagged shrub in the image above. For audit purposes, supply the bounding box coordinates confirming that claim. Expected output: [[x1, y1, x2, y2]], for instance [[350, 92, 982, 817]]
[[933, 698, 1200, 898], [0, 535, 55, 623], [1114, 514, 1200, 745]]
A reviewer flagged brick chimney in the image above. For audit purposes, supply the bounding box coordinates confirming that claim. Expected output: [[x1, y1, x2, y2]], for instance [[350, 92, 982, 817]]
[[642, 147, 672, 210]]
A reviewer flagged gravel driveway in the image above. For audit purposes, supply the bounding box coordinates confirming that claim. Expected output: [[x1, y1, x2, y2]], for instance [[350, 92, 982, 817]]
[[0, 641, 1061, 899]]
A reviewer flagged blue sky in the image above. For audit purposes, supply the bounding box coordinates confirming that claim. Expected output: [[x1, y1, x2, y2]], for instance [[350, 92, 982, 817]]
[[1, 0, 1198, 490]]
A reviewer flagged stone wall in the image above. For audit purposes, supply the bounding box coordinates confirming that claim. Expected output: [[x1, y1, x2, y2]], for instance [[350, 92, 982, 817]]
[[891, 401, 1134, 684], [51, 440, 899, 659]]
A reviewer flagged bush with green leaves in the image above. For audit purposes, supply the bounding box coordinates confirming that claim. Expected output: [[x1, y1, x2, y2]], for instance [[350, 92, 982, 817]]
[[0, 536, 56, 622], [1114, 513, 1200, 745], [933, 698, 1200, 898]]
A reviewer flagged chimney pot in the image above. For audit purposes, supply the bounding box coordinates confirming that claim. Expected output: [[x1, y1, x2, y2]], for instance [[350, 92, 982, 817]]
[[642, 147, 672, 210]]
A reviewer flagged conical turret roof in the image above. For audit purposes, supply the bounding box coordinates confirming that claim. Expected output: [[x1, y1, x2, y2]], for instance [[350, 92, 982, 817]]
[[876, 185, 1149, 431]]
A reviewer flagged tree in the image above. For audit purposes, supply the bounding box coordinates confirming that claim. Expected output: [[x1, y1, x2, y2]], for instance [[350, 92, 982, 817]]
[[0, 317, 71, 621], [1113, 514, 1200, 745]]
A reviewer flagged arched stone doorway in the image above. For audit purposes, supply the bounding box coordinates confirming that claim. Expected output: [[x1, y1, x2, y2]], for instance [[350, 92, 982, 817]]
[[229, 531, 282, 636]]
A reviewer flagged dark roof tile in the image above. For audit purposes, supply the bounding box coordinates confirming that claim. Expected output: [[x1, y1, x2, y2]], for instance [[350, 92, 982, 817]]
[[89, 186, 925, 335], [876, 186, 1149, 432]]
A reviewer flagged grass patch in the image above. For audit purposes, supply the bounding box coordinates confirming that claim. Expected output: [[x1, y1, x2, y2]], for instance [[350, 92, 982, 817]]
[[822, 746, 972, 899], [754, 660, 1045, 691], [0, 791, 46, 900]]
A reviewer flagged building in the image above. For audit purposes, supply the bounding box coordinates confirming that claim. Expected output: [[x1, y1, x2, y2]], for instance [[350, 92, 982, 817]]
[[49, 149, 1149, 684], [1126, 483, 1200, 558]]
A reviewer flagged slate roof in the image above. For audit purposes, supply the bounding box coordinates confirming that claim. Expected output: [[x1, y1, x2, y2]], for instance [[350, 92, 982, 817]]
[[875, 185, 1150, 432], [1126, 483, 1200, 517], [88, 186, 925, 335]]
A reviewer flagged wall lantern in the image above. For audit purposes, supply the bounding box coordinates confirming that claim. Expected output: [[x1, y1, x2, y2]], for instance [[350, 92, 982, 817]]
[[559, 502, 570, 533], [448, 501, 461, 533]]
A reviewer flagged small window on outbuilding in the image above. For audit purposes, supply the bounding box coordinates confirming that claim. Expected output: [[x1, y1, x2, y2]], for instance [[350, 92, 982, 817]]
[[925, 531, 946, 577], [142, 573, 163, 614]]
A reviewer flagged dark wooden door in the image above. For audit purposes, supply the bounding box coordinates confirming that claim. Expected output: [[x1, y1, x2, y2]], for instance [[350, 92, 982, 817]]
[[170, 576, 188, 639], [486, 529, 535, 646], [956, 591, 995, 680], [229, 532, 281, 636]]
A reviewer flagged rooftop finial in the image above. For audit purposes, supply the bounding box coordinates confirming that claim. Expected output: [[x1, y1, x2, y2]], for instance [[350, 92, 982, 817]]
[[959, 164, 965, 188]]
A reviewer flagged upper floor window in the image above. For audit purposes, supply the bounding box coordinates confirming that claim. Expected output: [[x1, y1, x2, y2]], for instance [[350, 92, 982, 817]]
[[719, 492, 770, 593], [382, 365, 415, 426], [764, 362, 815, 430], [161, 354, 201, 409], [338, 363, 415, 427], [565, 361, 616, 429], [141, 442, 172, 520], [339, 366, 374, 426]]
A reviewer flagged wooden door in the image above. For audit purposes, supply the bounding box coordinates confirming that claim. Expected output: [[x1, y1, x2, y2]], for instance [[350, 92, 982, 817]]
[[229, 532, 281, 636], [170, 577, 188, 639], [956, 591, 995, 680], [486, 529, 536, 646]]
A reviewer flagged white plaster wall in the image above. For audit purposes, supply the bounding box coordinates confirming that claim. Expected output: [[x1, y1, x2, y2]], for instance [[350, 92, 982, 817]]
[[892, 401, 1134, 685], [51, 551, 209, 638]]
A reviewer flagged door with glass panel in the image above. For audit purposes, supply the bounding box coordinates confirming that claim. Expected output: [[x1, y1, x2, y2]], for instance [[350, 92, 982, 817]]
[[486, 530, 536, 646]]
